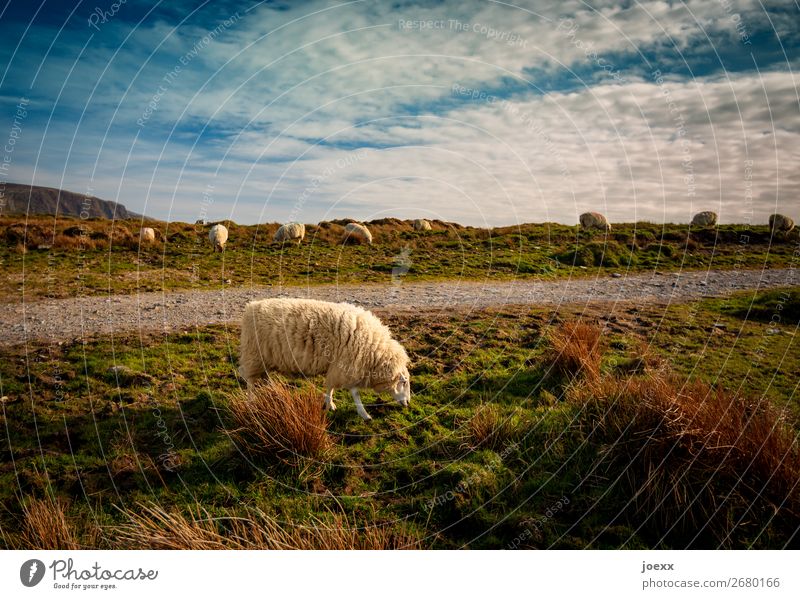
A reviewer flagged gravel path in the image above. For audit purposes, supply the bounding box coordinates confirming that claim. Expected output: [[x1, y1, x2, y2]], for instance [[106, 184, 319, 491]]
[[1, 268, 796, 347]]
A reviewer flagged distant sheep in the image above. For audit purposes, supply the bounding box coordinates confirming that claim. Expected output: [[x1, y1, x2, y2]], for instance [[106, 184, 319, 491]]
[[342, 222, 373, 244], [579, 212, 611, 231], [413, 219, 432, 231], [273, 222, 305, 244], [691, 211, 718, 227], [209, 224, 228, 252], [239, 298, 411, 420], [769, 213, 795, 234], [139, 227, 156, 243]]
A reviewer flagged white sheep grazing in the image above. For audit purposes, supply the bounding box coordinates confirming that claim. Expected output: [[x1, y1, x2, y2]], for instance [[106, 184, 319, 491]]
[[139, 227, 156, 243], [273, 222, 305, 244], [413, 219, 432, 231], [691, 211, 718, 227], [239, 298, 411, 420], [342, 222, 373, 244], [209, 224, 228, 252], [769, 213, 795, 234], [579, 212, 611, 231]]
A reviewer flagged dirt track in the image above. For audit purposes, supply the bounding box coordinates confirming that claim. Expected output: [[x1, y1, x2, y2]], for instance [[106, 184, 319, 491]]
[[1, 268, 796, 347]]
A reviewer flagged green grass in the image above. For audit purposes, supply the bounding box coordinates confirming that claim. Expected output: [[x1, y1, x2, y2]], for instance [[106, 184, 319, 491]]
[[1, 216, 797, 301], [1, 287, 798, 548], [642, 288, 800, 418]]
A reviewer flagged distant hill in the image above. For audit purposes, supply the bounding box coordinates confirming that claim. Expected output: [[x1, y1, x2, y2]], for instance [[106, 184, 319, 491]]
[[0, 183, 145, 220]]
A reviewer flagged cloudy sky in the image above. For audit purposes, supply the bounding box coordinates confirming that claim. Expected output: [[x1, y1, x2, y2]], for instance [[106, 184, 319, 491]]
[[0, 0, 798, 226]]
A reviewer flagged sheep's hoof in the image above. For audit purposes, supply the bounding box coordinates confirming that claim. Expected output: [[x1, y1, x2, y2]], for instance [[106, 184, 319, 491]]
[[360, 414, 372, 421], [324, 402, 336, 411]]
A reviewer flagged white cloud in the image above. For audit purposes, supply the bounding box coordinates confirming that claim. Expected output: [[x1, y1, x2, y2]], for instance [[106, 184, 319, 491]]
[[212, 69, 798, 226], [4, 0, 797, 225]]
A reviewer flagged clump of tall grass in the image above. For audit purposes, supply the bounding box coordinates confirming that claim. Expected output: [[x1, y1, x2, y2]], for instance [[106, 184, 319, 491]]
[[112, 503, 421, 549], [19, 496, 81, 550], [227, 380, 331, 464], [572, 373, 800, 546], [548, 321, 604, 381]]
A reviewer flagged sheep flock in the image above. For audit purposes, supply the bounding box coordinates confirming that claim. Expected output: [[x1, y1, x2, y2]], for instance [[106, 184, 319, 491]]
[[145, 212, 799, 254]]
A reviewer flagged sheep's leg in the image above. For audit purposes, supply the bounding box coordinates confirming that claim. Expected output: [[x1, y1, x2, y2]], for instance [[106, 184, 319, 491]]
[[349, 388, 372, 421], [323, 388, 337, 411]]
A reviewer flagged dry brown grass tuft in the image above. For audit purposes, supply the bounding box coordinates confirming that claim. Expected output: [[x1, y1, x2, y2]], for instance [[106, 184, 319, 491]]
[[306, 221, 345, 245], [548, 321, 604, 381], [112, 503, 421, 549], [20, 496, 81, 550], [573, 373, 800, 544], [227, 381, 331, 464], [466, 404, 521, 451], [53, 234, 102, 250]]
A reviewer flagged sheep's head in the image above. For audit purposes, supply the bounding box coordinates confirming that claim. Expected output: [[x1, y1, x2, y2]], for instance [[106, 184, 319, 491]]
[[371, 365, 411, 407], [390, 367, 411, 408], [370, 339, 411, 407]]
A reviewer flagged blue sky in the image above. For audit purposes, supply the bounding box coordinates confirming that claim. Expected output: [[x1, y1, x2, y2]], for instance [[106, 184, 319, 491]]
[[0, 0, 798, 225]]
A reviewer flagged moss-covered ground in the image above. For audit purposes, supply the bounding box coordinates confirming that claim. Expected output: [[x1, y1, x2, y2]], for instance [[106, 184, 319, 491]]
[[1, 287, 797, 548]]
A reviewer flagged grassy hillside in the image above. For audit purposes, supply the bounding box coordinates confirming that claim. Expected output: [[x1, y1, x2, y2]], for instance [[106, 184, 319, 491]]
[[1, 215, 797, 301], [1, 288, 798, 549]]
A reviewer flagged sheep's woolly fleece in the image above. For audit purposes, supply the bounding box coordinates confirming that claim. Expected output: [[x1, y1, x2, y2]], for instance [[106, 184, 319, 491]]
[[343, 222, 373, 244], [579, 212, 611, 230], [692, 211, 718, 227], [769, 214, 795, 233], [414, 219, 432, 231], [239, 298, 409, 391], [209, 224, 228, 251], [273, 222, 305, 243]]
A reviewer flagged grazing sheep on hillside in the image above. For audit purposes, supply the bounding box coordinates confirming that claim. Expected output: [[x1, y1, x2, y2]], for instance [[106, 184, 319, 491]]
[[209, 224, 228, 252], [579, 212, 611, 231], [139, 227, 156, 243], [342, 222, 373, 244], [413, 219, 432, 231], [273, 222, 305, 244], [239, 298, 411, 420], [769, 213, 795, 234], [691, 211, 718, 227]]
